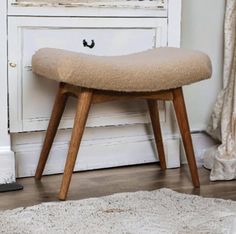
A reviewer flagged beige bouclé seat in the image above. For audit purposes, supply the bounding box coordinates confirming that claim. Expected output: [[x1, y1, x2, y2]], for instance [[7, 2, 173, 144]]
[[32, 47, 211, 92], [32, 47, 212, 200]]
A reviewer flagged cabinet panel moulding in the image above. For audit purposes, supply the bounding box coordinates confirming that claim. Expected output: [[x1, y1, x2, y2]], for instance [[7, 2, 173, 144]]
[[8, 17, 168, 132]]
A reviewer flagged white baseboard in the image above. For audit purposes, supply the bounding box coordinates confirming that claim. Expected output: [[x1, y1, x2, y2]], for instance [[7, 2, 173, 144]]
[[0, 148, 16, 183], [11, 129, 218, 178], [180, 132, 218, 167], [12, 125, 180, 178]]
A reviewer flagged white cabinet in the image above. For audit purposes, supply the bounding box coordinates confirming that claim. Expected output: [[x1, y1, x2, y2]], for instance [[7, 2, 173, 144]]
[[0, 0, 183, 177], [8, 17, 168, 132]]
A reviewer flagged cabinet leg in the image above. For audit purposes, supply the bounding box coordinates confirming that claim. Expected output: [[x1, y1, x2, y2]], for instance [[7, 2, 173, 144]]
[[59, 89, 93, 201], [35, 83, 68, 180], [172, 87, 200, 187]]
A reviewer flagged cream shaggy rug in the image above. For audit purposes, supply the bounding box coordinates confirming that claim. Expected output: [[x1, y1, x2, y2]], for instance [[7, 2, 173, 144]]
[[0, 189, 236, 234]]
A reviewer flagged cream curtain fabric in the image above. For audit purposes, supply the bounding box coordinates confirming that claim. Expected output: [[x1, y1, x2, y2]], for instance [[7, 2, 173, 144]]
[[204, 0, 236, 181]]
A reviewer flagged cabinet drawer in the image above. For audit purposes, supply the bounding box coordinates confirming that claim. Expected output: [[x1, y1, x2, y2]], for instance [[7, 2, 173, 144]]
[[8, 17, 167, 132], [22, 28, 160, 66]]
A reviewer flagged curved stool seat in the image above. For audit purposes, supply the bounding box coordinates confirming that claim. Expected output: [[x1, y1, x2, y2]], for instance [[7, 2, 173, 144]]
[[32, 47, 212, 200], [32, 47, 212, 92]]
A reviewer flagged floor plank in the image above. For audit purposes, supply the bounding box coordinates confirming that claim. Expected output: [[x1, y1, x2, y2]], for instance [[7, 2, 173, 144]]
[[0, 164, 235, 210]]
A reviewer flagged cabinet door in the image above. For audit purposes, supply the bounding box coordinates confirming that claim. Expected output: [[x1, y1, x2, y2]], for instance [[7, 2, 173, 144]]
[[8, 17, 167, 132]]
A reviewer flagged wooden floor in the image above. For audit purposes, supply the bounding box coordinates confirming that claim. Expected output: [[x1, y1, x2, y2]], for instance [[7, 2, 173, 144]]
[[0, 164, 235, 210]]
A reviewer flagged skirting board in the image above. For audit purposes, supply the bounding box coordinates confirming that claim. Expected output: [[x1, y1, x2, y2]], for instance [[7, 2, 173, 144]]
[[180, 132, 219, 167], [11, 126, 218, 178], [12, 129, 180, 178]]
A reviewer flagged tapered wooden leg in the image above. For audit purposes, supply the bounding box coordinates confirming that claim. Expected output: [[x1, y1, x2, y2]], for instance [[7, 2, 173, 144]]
[[35, 83, 68, 180], [147, 100, 166, 170], [172, 87, 200, 188], [59, 89, 93, 200]]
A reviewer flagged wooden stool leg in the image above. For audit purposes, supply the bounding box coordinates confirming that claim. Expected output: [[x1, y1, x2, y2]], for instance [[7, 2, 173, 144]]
[[172, 87, 200, 188], [147, 100, 166, 170], [59, 89, 93, 201], [35, 83, 68, 180]]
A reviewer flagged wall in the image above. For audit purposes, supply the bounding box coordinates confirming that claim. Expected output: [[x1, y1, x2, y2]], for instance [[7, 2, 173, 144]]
[[181, 0, 225, 131]]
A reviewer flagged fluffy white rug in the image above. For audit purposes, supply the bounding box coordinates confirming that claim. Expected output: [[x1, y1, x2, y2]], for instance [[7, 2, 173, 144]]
[[0, 189, 236, 234]]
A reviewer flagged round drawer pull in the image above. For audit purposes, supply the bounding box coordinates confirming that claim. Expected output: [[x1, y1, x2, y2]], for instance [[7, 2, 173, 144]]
[[9, 62, 17, 68], [83, 39, 95, 49]]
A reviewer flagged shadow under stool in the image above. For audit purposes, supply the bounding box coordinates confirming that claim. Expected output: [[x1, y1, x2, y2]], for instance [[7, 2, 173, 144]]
[[32, 47, 212, 200]]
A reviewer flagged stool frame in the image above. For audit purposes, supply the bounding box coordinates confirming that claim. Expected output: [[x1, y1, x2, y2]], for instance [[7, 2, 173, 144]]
[[35, 82, 200, 200]]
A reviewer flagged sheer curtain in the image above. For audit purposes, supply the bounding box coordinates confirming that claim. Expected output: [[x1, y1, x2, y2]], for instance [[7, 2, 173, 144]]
[[204, 0, 236, 180]]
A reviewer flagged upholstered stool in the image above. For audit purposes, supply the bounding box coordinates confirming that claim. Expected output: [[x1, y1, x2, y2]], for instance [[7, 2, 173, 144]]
[[32, 47, 212, 200]]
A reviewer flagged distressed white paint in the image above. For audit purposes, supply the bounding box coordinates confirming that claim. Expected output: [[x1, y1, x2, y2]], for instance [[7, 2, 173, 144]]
[[1, 0, 184, 178], [13, 0, 167, 9], [0, 1, 16, 184], [8, 0, 168, 17]]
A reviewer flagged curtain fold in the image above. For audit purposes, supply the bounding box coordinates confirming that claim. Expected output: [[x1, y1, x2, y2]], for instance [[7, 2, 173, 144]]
[[204, 0, 236, 181]]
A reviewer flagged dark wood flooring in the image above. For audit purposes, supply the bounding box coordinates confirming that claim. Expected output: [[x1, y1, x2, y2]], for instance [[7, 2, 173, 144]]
[[0, 164, 235, 210]]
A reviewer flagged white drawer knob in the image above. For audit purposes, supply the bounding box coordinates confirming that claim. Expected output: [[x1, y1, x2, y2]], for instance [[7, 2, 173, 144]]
[[9, 62, 17, 68]]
